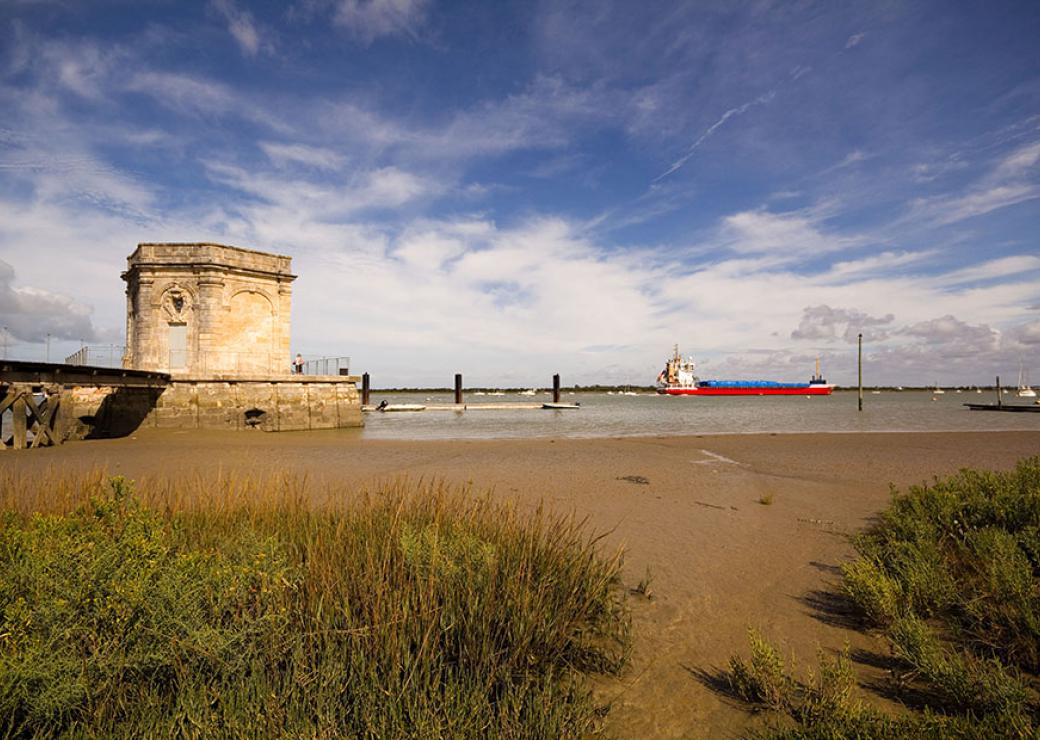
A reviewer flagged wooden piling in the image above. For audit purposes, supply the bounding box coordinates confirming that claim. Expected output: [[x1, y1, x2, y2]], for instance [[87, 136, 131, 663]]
[[857, 333, 863, 412], [12, 394, 27, 450], [454, 373, 463, 405], [553, 374, 561, 403], [362, 372, 370, 406], [997, 375, 1002, 407]]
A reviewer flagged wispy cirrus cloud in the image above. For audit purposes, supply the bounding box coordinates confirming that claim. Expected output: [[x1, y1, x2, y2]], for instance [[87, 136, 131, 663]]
[[124, 71, 291, 132], [909, 140, 1040, 226], [333, 0, 432, 43], [211, 0, 271, 57], [259, 141, 347, 170], [654, 90, 777, 181]]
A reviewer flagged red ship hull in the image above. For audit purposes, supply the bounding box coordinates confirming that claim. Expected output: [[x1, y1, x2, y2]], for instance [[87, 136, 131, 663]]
[[659, 386, 834, 396]]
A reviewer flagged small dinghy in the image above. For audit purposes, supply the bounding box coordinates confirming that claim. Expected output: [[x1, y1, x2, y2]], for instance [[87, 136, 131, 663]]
[[378, 403, 426, 412], [542, 402, 580, 410]]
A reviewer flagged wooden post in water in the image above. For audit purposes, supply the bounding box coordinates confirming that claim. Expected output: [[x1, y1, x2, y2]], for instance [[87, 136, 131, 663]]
[[997, 375, 1002, 407], [553, 374, 561, 403], [12, 393, 27, 450], [361, 372, 370, 406], [857, 333, 863, 412], [454, 373, 463, 405]]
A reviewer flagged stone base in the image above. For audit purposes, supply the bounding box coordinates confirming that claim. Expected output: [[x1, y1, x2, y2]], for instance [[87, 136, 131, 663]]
[[62, 376, 362, 440]]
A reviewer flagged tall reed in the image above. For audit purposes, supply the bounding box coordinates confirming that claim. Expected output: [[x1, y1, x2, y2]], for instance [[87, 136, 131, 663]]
[[0, 472, 630, 738]]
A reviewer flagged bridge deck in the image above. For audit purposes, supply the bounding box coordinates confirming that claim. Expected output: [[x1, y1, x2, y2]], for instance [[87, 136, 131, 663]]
[[0, 360, 171, 388]]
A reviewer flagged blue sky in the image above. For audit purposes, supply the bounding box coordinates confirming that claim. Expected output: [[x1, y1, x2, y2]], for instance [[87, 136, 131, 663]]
[[1, 0, 1038, 386]]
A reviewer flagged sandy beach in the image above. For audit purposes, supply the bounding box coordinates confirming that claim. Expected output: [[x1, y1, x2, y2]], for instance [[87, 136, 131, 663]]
[[5, 429, 1039, 737]]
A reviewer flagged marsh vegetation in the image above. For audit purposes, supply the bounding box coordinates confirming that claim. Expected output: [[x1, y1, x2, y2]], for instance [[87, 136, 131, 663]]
[[0, 473, 630, 738], [725, 457, 1040, 736]]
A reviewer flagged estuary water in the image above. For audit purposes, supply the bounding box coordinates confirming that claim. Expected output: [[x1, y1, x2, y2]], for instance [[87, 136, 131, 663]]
[[360, 390, 1040, 441]]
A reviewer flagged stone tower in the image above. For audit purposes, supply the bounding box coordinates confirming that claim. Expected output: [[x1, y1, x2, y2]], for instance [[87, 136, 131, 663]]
[[122, 243, 296, 376]]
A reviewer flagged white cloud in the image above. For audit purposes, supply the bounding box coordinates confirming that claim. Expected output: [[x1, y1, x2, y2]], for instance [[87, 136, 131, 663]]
[[206, 162, 437, 217], [0, 258, 99, 343], [791, 305, 895, 343], [824, 250, 936, 281], [259, 141, 347, 170], [834, 149, 869, 169], [845, 33, 865, 49], [928, 184, 1037, 226], [124, 71, 289, 132], [994, 140, 1040, 178], [910, 140, 1040, 226], [1010, 320, 1040, 346], [719, 209, 850, 256], [900, 315, 1000, 356], [334, 0, 431, 43], [211, 0, 269, 57], [933, 255, 1040, 287]]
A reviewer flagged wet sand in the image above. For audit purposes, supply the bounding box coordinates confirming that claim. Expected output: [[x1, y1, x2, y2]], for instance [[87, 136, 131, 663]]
[[4, 429, 1039, 737]]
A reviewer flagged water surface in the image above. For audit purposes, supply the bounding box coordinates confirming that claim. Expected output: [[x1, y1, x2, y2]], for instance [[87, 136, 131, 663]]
[[361, 390, 1040, 440]]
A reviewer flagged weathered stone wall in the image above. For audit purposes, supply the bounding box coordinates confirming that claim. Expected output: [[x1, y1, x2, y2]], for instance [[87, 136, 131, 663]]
[[62, 378, 361, 439], [61, 386, 165, 440], [122, 243, 296, 377]]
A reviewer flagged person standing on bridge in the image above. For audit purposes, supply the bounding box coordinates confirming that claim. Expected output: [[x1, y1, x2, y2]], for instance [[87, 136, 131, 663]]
[[294, 353, 304, 375]]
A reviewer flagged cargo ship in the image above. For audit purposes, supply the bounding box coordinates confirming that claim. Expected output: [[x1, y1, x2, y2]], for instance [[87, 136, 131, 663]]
[[656, 346, 834, 396]]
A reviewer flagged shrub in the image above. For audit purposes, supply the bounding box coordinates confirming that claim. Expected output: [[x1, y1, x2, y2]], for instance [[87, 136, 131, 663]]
[[721, 458, 1040, 737], [843, 457, 1040, 671], [840, 556, 903, 625], [888, 615, 1030, 716], [0, 475, 631, 738], [728, 629, 793, 710]]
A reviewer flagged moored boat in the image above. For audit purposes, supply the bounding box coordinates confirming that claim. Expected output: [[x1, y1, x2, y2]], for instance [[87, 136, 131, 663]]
[[1018, 365, 1036, 397], [655, 346, 834, 396], [378, 403, 426, 412]]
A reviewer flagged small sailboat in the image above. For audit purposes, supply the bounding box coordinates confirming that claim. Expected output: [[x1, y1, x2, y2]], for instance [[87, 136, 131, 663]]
[[932, 382, 945, 395], [1018, 364, 1037, 398]]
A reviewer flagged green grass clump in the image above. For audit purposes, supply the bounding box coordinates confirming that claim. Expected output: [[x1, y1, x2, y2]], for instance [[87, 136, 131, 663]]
[[847, 458, 1040, 672], [728, 628, 792, 710], [721, 457, 1040, 737], [0, 474, 630, 738]]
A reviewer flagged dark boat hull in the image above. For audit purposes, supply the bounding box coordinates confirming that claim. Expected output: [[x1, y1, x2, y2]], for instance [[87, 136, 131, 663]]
[[964, 403, 1040, 413], [659, 386, 833, 396]]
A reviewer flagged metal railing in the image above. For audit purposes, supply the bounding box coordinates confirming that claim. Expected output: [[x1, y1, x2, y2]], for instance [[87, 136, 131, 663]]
[[65, 345, 127, 368], [62, 347, 351, 377], [297, 356, 351, 376], [172, 350, 283, 375]]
